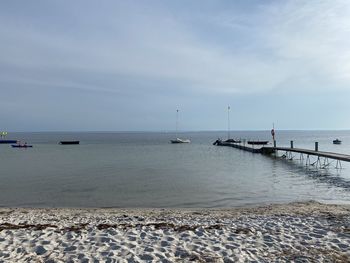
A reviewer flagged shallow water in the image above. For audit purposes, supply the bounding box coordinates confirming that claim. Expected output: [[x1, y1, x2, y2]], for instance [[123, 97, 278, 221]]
[[0, 130, 350, 207]]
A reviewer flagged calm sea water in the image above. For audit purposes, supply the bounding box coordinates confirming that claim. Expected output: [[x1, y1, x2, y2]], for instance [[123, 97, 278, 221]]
[[0, 131, 350, 208]]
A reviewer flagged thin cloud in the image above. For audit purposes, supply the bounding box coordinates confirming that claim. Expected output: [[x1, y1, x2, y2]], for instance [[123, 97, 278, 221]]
[[0, 1, 296, 95], [0, 0, 349, 131]]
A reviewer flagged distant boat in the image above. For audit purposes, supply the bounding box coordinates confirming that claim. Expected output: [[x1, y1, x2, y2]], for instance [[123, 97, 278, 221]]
[[59, 141, 80, 145], [171, 138, 191, 144], [11, 144, 32, 148], [170, 110, 190, 144], [247, 140, 269, 145], [0, 140, 17, 144], [0, 131, 16, 144], [333, 139, 341, 145]]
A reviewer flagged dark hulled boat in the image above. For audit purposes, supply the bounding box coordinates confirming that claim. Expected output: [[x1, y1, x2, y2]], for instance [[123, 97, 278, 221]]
[[247, 140, 269, 145], [333, 139, 341, 145], [11, 144, 33, 148], [59, 141, 80, 145], [0, 140, 18, 144]]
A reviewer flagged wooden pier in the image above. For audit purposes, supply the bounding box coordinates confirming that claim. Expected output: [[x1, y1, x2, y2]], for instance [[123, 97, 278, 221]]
[[214, 140, 350, 168], [262, 146, 350, 162], [214, 141, 263, 153]]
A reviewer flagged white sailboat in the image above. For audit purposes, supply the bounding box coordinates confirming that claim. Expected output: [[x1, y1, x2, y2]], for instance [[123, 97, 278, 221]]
[[170, 109, 190, 144]]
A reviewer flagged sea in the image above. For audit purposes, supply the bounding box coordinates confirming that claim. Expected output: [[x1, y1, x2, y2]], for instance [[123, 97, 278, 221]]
[[0, 130, 350, 208]]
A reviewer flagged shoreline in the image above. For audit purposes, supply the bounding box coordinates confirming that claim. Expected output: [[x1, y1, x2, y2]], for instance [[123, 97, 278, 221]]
[[1, 201, 350, 262]]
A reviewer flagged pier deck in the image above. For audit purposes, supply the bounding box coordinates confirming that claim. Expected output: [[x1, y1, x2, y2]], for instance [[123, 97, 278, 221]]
[[215, 141, 263, 153], [215, 141, 350, 163], [263, 146, 350, 162]]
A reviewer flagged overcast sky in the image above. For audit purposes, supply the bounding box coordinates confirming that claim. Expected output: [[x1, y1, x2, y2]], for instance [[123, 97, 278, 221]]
[[1, 0, 350, 131]]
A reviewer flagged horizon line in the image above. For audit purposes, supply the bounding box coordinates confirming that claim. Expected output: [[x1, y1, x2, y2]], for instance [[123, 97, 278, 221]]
[[4, 129, 350, 133]]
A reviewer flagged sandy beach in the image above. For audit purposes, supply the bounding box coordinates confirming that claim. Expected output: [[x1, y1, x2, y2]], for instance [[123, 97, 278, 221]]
[[0, 201, 349, 262]]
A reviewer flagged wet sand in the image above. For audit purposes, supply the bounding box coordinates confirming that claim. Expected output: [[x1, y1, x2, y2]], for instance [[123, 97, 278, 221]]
[[0, 201, 350, 262]]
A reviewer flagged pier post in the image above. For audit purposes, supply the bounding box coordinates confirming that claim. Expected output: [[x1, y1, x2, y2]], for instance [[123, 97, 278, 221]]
[[315, 142, 318, 152], [273, 140, 276, 148], [290, 141, 294, 149]]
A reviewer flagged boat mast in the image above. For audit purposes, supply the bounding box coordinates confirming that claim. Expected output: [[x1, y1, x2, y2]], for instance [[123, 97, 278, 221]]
[[176, 109, 179, 138], [227, 105, 231, 139]]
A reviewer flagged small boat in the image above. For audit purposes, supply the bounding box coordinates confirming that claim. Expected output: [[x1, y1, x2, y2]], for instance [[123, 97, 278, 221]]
[[0, 140, 18, 144], [247, 140, 269, 145], [170, 110, 190, 144], [59, 141, 80, 145], [11, 144, 33, 148], [171, 138, 190, 144], [333, 139, 341, 145]]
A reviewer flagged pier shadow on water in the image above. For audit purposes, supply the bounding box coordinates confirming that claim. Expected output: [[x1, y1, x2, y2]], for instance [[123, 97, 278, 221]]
[[266, 154, 350, 192]]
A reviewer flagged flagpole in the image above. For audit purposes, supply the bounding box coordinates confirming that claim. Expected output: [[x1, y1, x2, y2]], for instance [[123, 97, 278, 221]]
[[272, 122, 276, 147]]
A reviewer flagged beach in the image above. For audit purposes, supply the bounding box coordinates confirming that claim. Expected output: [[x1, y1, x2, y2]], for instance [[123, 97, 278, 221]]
[[0, 201, 349, 262]]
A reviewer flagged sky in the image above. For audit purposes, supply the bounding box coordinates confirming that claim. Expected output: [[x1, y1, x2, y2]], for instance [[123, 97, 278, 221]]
[[0, 0, 350, 131]]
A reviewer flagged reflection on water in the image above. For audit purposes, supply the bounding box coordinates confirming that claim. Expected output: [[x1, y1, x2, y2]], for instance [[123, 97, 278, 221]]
[[265, 153, 350, 192], [0, 130, 349, 207]]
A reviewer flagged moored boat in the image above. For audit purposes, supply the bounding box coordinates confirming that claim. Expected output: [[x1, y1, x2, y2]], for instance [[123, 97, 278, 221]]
[[59, 141, 80, 145], [11, 144, 33, 148], [170, 109, 190, 144], [171, 138, 190, 144], [247, 140, 269, 145], [333, 139, 341, 145], [0, 140, 18, 144]]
